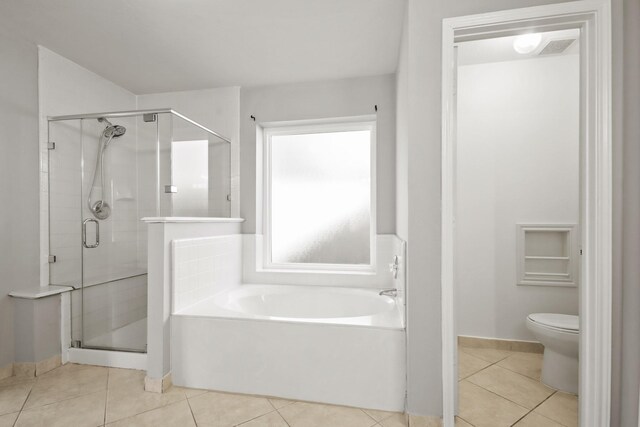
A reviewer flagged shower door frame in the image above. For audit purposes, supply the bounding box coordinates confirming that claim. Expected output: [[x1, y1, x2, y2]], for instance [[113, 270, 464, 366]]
[[47, 108, 232, 356], [440, 1, 612, 426]]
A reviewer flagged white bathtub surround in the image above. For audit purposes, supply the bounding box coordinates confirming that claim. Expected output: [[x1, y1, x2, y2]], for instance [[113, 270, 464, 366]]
[[243, 234, 405, 291], [172, 235, 242, 312], [169, 231, 406, 410], [144, 217, 244, 390], [179, 284, 403, 329], [171, 285, 406, 412]]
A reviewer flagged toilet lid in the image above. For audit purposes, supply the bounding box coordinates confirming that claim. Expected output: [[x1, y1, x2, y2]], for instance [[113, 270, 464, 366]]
[[528, 313, 579, 332]]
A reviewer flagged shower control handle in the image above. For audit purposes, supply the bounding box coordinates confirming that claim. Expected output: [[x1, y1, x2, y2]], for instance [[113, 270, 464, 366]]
[[82, 218, 100, 249]]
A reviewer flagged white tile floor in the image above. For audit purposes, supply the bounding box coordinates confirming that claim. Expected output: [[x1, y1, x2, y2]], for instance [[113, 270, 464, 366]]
[[0, 363, 409, 427]]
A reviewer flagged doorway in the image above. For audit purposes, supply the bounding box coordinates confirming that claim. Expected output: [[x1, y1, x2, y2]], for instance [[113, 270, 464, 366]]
[[455, 28, 580, 426], [441, 2, 612, 427]]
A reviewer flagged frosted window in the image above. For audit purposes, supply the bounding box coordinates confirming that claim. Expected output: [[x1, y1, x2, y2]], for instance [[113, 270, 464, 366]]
[[270, 129, 372, 265], [171, 140, 209, 216]]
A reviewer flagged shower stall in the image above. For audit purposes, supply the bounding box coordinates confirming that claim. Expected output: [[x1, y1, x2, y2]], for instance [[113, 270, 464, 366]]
[[47, 109, 230, 353]]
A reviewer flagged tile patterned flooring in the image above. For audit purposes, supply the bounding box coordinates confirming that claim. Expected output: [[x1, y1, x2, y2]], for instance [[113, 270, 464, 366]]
[[0, 348, 579, 427], [0, 363, 409, 427], [457, 345, 578, 427]]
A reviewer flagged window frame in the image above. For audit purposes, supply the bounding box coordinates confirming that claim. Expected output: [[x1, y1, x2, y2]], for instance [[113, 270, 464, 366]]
[[261, 117, 377, 273]]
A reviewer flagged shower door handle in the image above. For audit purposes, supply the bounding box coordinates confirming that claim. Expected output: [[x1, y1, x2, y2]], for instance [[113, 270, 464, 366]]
[[82, 218, 100, 249]]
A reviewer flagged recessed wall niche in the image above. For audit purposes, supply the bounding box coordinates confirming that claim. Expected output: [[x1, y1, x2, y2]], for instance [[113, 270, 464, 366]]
[[517, 224, 578, 287]]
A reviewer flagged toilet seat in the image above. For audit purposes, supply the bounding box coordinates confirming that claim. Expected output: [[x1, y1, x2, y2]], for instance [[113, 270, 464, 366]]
[[527, 313, 579, 334]]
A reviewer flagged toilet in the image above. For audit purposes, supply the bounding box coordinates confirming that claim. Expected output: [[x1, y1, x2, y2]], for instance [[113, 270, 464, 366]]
[[526, 313, 579, 394]]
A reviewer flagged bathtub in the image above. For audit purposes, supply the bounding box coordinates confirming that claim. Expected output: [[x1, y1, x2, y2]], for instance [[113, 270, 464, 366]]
[[171, 284, 406, 411]]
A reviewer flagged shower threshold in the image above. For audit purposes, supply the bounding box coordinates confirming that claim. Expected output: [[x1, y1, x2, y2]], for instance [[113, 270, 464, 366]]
[[67, 318, 147, 370], [83, 318, 147, 352]]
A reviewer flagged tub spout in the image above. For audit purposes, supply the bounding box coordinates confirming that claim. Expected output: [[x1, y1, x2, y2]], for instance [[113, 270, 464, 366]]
[[379, 288, 398, 297]]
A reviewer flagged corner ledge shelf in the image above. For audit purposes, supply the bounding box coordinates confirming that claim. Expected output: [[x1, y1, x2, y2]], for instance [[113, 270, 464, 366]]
[[9, 285, 73, 300]]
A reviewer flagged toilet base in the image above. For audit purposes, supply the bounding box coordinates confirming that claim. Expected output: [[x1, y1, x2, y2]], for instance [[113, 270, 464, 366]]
[[541, 347, 578, 394]]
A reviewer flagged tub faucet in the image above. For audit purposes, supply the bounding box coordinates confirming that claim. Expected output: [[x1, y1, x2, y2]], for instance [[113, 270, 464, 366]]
[[379, 288, 398, 297], [389, 255, 400, 279]]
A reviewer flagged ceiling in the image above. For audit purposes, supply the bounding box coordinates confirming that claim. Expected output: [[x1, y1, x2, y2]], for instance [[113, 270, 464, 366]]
[[0, 0, 406, 94], [458, 29, 580, 66]]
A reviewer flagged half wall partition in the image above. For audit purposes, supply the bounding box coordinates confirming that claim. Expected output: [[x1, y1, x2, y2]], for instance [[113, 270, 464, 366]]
[[47, 109, 230, 353]]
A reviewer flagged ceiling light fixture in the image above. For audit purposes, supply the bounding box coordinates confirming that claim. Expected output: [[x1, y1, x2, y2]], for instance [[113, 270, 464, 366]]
[[513, 33, 542, 54]]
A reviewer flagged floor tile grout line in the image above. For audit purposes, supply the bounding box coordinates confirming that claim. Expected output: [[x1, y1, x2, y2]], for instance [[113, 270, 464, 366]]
[[103, 368, 110, 426], [456, 415, 475, 426], [274, 407, 292, 427], [12, 383, 34, 427], [462, 351, 549, 390], [232, 407, 280, 426], [463, 357, 559, 411], [495, 362, 543, 381], [460, 379, 533, 412], [107, 395, 190, 425], [361, 408, 381, 424], [117, 389, 193, 424], [185, 395, 198, 426], [461, 350, 577, 427], [526, 391, 574, 427], [266, 398, 280, 411], [458, 348, 515, 380], [459, 347, 513, 363], [20, 377, 109, 412], [469, 362, 551, 389], [509, 390, 561, 427]]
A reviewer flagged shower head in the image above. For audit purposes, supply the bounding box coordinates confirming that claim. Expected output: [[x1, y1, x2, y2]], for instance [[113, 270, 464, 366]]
[[98, 117, 126, 139], [104, 125, 126, 138]]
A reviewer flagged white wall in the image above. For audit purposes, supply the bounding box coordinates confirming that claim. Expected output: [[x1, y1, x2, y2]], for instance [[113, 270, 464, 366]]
[[0, 30, 39, 371], [400, 0, 632, 420], [39, 46, 138, 287], [619, 1, 640, 425], [395, 9, 409, 242], [456, 55, 580, 341], [239, 74, 396, 235]]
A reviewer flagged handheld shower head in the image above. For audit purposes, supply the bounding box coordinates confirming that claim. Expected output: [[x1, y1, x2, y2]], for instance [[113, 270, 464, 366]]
[[106, 125, 126, 138], [98, 117, 126, 139]]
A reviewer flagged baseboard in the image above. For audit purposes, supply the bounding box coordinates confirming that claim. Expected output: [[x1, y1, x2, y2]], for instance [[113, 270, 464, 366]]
[[13, 362, 36, 377], [0, 363, 12, 381], [145, 372, 172, 393], [408, 414, 442, 426], [458, 335, 544, 354], [36, 354, 62, 376]]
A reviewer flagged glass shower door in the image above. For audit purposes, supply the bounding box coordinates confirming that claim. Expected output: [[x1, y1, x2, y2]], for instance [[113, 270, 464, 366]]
[[78, 115, 155, 352]]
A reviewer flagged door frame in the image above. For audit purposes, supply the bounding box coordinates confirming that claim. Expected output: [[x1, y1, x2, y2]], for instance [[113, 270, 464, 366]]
[[441, 1, 612, 426]]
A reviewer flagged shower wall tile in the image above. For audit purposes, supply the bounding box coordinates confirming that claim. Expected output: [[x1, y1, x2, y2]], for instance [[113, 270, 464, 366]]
[[39, 46, 137, 287], [71, 274, 147, 345], [171, 234, 242, 312]]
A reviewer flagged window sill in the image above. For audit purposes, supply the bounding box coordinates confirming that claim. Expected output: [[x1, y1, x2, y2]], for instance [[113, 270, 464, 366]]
[[257, 267, 377, 276]]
